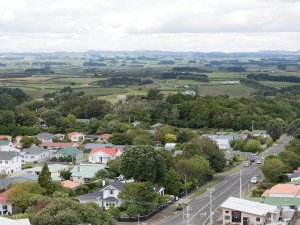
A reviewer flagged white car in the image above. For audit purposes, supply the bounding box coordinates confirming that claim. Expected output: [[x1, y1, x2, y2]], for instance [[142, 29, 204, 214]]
[[251, 176, 258, 184], [256, 159, 262, 164]]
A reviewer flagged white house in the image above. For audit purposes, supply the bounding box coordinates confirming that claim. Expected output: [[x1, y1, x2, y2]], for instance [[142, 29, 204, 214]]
[[221, 197, 279, 225], [67, 132, 85, 142], [0, 140, 18, 152], [36, 133, 54, 142], [0, 151, 22, 174], [204, 133, 248, 150], [88, 148, 121, 164], [22, 147, 49, 163], [24, 164, 70, 181], [165, 143, 177, 150], [79, 180, 165, 210]]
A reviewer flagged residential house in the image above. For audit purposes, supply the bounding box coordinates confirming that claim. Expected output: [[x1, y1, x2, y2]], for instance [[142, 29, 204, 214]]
[[155, 186, 165, 196], [203, 133, 248, 150], [67, 132, 85, 142], [0, 135, 12, 141], [79, 180, 165, 210], [97, 134, 112, 143], [70, 164, 107, 184], [88, 148, 121, 164], [0, 152, 22, 174], [131, 121, 141, 127], [0, 216, 31, 225], [150, 123, 163, 129], [252, 130, 269, 138], [22, 147, 49, 163], [0, 189, 17, 215], [61, 180, 81, 189], [0, 140, 17, 152], [165, 143, 177, 150], [40, 142, 77, 150], [24, 164, 70, 181], [290, 167, 300, 182], [85, 143, 112, 151], [221, 197, 279, 225], [0, 174, 38, 189], [53, 147, 83, 163], [36, 133, 54, 142]]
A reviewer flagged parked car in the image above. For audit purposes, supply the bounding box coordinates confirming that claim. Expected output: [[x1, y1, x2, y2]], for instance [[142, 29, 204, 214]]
[[256, 159, 262, 164], [243, 161, 251, 167], [251, 176, 258, 184], [250, 158, 255, 163]]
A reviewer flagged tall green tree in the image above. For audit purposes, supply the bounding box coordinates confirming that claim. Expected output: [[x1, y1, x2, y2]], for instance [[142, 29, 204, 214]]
[[38, 163, 55, 195], [119, 145, 165, 183], [288, 118, 300, 139], [261, 158, 288, 183], [266, 118, 287, 141], [33, 199, 115, 225], [118, 182, 158, 215], [163, 169, 182, 195]]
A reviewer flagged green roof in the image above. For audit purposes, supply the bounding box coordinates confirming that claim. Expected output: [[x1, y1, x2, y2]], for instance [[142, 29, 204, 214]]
[[247, 197, 300, 206], [70, 164, 106, 179], [56, 147, 82, 157]]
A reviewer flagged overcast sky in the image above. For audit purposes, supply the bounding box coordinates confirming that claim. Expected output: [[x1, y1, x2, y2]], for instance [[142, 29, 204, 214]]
[[0, 0, 300, 52]]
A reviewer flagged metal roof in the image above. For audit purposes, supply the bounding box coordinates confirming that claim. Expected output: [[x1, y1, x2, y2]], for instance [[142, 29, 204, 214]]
[[0, 151, 19, 160], [221, 197, 278, 216]]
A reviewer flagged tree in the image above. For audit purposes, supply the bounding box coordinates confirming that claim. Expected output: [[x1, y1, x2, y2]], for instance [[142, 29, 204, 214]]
[[231, 139, 246, 151], [243, 139, 263, 153], [175, 156, 213, 195], [33, 199, 115, 225], [266, 118, 287, 141], [288, 118, 300, 139], [147, 88, 163, 100], [118, 182, 158, 215], [278, 150, 300, 172], [261, 158, 288, 183], [107, 158, 120, 178], [182, 137, 226, 173], [132, 135, 154, 146], [176, 130, 194, 143], [38, 163, 55, 195], [163, 169, 182, 195], [8, 182, 45, 210], [60, 170, 71, 180], [21, 137, 42, 149], [119, 145, 165, 183], [109, 133, 133, 145]]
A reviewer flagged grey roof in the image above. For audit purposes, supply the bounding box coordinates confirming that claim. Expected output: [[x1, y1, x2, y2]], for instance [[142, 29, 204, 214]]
[[78, 180, 124, 201], [104, 197, 119, 202], [0, 140, 10, 146], [150, 123, 163, 128], [291, 171, 300, 179], [37, 133, 54, 139], [0, 151, 19, 160], [0, 174, 38, 188], [23, 147, 48, 155]]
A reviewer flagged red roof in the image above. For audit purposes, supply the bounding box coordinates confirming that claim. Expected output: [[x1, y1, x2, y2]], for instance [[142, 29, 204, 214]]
[[0, 135, 10, 139], [90, 148, 118, 156], [68, 132, 84, 136], [262, 184, 300, 197], [0, 189, 11, 204], [61, 180, 81, 189], [98, 134, 112, 139], [40, 142, 76, 147]]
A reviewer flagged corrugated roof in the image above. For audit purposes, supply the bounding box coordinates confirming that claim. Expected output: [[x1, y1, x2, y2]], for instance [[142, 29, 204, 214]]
[[90, 148, 118, 156], [40, 142, 76, 147], [0, 174, 38, 188], [0, 217, 31, 225], [23, 147, 48, 155], [262, 184, 300, 197], [68, 132, 84, 136], [55, 147, 82, 156], [61, 180, 81, 189], [24, 164, 70, 173], [71, 164, 106, 178], [221, 197, 278, 216], [98, 134, 112, 139], [0, 140, 10, 146]]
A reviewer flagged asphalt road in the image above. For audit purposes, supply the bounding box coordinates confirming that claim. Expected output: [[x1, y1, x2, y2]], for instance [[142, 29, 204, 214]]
[[156, 135, 293, 225]]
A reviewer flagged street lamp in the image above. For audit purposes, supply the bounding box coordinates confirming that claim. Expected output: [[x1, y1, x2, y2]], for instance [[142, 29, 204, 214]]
[[137, 214, 140, 225]]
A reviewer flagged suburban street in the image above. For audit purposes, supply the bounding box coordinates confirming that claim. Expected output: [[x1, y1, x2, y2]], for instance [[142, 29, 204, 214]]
[[153, 135, 293, 225]]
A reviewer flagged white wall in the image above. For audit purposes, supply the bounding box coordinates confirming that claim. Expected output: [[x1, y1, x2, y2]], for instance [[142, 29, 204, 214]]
[[0, 155, 22, 174]]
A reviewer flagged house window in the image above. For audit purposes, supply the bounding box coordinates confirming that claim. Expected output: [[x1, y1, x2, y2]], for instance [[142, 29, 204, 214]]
[[231, 211, 241, 223], [106, 203, 108, 206], [110, 190, 114, 195], [2, 205, 7, 210], [224, 216, 230, 220], [256, 218, 260, 222], [5, 161, 8, 164], [225, 211, 229, 214], [30, 156, 34, 159], [0, 161, 2, 164]]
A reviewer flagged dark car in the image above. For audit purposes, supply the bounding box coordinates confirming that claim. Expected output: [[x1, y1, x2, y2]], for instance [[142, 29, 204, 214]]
[[250, 158, 255, 163]]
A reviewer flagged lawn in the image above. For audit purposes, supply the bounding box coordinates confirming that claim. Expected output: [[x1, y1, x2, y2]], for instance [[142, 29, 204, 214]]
[[198, 84, 256, 97]]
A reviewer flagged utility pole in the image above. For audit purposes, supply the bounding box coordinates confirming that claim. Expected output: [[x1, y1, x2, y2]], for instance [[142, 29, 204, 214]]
[[251, 121, 254, 133], [240, 170, 242, 198], [183, 205, 192, 225], [208, 188, 214, 225]]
